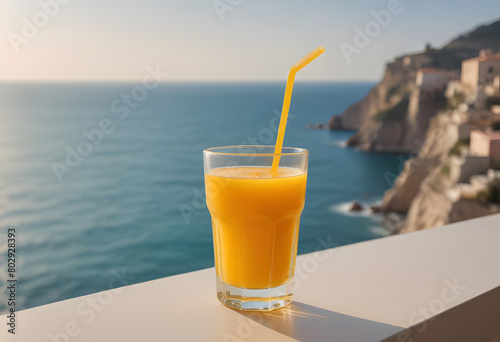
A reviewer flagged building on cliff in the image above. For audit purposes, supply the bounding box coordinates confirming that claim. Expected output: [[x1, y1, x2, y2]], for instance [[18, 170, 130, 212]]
[[401, 53, 432, 69], [461, 49, 500, 94], [470, 129, 500, 167], [416, 68, 457, 100]]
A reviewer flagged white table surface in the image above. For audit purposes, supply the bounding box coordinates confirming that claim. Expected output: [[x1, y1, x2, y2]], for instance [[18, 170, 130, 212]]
[[2, 214, 500, 342]]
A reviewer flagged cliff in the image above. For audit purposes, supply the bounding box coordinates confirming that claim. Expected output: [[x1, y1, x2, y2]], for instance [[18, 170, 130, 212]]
[[340, 18, 500, 233], [381, 110, 460, 213], [381, 104, 500, 233], [330, 19, 500, 153]]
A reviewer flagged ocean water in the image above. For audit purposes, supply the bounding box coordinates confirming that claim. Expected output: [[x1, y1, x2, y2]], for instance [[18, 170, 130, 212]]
[[0, 81, 405, 313]]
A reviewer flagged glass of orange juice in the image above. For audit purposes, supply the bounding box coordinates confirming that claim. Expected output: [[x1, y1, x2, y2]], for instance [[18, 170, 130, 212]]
[[204, 145, 308, 311]]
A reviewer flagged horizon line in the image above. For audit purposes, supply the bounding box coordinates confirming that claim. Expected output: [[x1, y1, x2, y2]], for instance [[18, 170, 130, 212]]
[[0, 79, 378, 84]]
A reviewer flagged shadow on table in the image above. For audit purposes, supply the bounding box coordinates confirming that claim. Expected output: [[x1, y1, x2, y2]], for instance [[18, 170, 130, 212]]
[[239, 301, 407, 342]]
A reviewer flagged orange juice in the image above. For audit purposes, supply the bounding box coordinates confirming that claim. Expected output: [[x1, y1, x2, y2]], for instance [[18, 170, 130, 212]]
[[205, 166, 307, 289]]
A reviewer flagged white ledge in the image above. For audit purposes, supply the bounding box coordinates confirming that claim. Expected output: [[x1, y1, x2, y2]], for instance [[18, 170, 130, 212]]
[[3, 214, 500, 341]]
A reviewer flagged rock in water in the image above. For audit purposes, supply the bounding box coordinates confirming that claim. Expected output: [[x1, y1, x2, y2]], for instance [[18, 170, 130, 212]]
[[306, 123, 325, 130], [349, 202, 364, 212]]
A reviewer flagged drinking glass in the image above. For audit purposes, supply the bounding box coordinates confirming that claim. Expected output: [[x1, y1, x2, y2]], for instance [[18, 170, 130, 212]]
[[204, 145, 308, 311]]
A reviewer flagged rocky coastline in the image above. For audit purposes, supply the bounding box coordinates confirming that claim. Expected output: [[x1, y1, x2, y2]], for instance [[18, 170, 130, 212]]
[[329, 19, 500, 233]]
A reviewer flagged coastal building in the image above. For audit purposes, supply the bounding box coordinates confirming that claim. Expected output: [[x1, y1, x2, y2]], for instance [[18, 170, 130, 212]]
[[400, 52, 432, 69], [470, 129, 500, 160], [492, 105, 500, 115], [416, 68, 456, 100], [461, 50, 500, 93]]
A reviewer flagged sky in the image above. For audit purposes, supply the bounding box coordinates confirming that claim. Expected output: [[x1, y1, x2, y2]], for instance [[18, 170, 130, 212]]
[[1, 0, 499, 82]]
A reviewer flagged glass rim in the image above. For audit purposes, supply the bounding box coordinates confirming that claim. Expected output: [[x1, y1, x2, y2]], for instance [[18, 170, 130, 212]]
[[203, 145, 309, 157]]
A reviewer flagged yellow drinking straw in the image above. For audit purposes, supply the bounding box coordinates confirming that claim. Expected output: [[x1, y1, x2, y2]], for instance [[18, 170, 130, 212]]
[[271, 46, 325, 172]]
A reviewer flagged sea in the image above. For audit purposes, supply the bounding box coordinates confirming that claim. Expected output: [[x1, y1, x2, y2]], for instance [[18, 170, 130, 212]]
[[0, 81, 406, 313]]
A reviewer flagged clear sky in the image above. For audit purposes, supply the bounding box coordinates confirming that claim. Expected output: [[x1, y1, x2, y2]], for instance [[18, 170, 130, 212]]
[[1, 0, 499, 81]]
